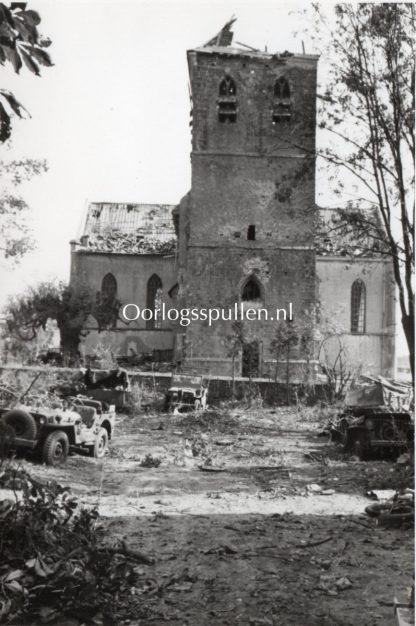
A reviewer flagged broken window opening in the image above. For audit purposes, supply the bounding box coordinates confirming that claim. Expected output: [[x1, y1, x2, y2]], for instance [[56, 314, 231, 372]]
[[247, 225, 256, 241], [218, 75, 237, 123], [147, 274, 163, 329], [351, 279, 366, 334], [101, 273, 117, 304], [273, 76, 291, 124], [242, 277, 262, 302]]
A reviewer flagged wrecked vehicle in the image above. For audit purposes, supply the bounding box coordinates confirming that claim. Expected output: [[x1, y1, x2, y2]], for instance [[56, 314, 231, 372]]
[[36, 350, 64, 366], [81, 367, 131, 410], [0, 397, 115, 466], [165, 375, 208, 414], [331, 377, 414, 460]]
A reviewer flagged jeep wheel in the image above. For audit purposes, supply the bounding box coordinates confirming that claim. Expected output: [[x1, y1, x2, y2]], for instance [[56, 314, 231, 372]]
[[90, 427, 108, 458], [42, 431, 69, 466], [365, 502, 414, 526], [2, 409, 37, 440]]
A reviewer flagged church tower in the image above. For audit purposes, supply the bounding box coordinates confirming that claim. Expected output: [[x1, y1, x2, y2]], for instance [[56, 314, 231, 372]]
[[178, 20, 319, 377]]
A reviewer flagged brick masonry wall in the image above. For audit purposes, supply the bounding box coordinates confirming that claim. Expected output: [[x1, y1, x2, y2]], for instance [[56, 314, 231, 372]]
[[183, 247, 315, 371], [187, 51, 317, 155], [70, 250, 178, 354], [70, 250, 177, 332], [0, 365, 328, 407], [181, 49, 318, 376]]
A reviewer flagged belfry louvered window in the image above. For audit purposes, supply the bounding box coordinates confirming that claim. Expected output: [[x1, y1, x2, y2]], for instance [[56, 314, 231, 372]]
[[218, 76, 237, 123], [273, 76, 291, 123]]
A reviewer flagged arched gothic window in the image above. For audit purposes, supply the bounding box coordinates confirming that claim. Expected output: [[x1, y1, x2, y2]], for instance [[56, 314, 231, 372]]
[[218, 75, 237, 123], [146, 274, 163, 329], [351, 279, 366, 333], [273, 76, 291, 123], [242, 277, 262, 302], [101, 273, 117, 303]]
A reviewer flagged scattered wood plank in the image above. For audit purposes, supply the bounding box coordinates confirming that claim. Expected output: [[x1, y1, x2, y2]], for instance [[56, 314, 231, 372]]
[[294, 536, 334, 549], [197, 465, 226, 472]]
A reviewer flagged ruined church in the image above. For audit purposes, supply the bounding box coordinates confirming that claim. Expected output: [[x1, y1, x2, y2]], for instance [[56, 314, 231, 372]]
[[70, 21, 396, 379]]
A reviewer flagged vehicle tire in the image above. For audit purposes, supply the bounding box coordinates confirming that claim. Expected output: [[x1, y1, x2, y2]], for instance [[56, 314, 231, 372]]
[[42, 431, 69, 466], [90, 427, 108, 458], [2, 409, 37, 440], [365, 502, 414, 525], [365, 502, 392, 518]]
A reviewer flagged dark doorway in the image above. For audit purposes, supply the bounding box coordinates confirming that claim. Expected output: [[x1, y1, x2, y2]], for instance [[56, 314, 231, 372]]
[[241, 277, 261, 302], [247, 224, 256, 240], [242, 341, 260, 378]]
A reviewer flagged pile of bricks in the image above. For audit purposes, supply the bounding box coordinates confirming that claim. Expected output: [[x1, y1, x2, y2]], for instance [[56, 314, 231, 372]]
[[85, 233, 177, 255]]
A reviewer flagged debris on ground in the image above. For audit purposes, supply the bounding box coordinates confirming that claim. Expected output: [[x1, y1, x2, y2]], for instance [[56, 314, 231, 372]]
[[0, 385, 413, 625], [0, 464, 153, 625], [397, 453, 412, 465], [364, 489, 414, 528], [140, 454, 162, 468]]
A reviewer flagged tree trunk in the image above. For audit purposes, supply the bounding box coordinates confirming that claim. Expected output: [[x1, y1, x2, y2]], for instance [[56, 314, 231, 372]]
[[401, 313, 415, 383], [59, 325, 82, 365]]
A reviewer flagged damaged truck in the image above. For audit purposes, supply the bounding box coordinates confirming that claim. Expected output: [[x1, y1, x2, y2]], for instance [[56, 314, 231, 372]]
[[331, 377, 414, 460]]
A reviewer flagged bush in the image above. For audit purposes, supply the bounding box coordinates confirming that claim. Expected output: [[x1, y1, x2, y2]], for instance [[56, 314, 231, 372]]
[[0, 463, 144, 624]]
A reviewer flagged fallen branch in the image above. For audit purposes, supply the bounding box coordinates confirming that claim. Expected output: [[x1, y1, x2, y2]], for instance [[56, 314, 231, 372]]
[[294, 536, 333, 549], [20, 372, 42, 401], [99, 541, 156, 565], [348, 518, 372, 529]]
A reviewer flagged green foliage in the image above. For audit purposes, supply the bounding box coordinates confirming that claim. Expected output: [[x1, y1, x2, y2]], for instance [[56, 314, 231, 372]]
[[224, 320, 246, 360], [4, 281, 125, 358], [0, 2, 53, 142], [4, 280, 94, 357], [0, 2, 53, 262], [308, 3, 415, 378], [0, 464, 143, 624], [0, 158, 47, 262], [271, 319, 300, 354], [93, 294, 122, 330]]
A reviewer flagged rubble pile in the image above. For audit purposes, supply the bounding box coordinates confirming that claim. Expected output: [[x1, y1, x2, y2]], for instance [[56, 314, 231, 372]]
[[85, 232, 177, 255]]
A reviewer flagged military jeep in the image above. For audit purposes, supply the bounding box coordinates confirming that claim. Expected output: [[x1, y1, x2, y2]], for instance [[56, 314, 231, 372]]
[[0, 397, 115, 466], [164, 375, 208, 414], [333, 380, 413, 460]]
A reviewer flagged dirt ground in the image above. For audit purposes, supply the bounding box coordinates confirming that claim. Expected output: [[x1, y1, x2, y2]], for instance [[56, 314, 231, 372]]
[[18, 407, 414, 626]]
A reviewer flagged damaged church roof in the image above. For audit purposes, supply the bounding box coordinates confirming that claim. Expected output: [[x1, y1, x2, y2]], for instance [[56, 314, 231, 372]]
[[79, 202, 177, 255], [316, 207, 389, 258], [77, 202, 388, 258], [193, 17, 318, 60]]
